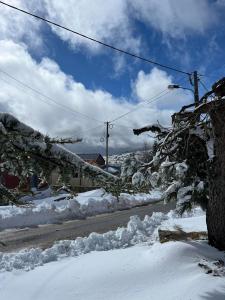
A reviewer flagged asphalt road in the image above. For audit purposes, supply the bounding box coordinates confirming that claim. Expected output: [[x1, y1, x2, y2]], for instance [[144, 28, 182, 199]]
[[0, 202, 175, 253]]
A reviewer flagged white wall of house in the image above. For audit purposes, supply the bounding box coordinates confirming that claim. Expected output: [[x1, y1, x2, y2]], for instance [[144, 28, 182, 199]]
[[49, 168, 98, 188]]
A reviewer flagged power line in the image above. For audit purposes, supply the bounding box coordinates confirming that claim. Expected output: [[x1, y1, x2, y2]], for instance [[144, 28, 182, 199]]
[[114, 124, 135, 130], [199, 79, 209, 92], [0, 68, 103, 124], [0, 75, 55, 108], [81, 124, 103, 134], [110, 89, 171, 122], [110, 73, 188, 123], [0, 75, 105, 141], [0, 1, 191, 76]]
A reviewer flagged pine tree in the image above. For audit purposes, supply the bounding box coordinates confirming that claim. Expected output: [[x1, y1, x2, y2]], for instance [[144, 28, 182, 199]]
[[133, 76, 225, 250]]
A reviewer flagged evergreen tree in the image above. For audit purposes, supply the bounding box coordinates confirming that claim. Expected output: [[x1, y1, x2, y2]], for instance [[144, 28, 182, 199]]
[[134, 76, 225, 250]]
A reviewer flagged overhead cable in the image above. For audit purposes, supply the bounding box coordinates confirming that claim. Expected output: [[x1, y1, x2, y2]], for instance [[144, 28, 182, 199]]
[[0, 1, 191, 76]]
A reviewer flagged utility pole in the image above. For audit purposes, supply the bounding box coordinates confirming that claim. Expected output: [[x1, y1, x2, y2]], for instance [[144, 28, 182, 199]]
[[193, 71, 199, 107], [105, 121, 109, 171]]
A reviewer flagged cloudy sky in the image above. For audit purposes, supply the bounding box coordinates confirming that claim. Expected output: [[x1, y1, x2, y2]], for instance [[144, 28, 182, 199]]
[[0, 0, 224, 154]]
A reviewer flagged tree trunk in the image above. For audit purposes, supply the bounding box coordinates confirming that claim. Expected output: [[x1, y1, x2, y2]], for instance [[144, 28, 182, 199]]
[[207, 105, 225, 250]]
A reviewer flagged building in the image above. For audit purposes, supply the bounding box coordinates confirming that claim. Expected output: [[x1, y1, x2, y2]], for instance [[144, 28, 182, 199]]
[[1, 171, 20, 189], [49, 153, 105, 192], [1, 153, 106, 192]]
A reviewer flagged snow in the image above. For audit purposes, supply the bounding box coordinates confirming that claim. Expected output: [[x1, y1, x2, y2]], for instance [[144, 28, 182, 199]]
[[131, 171, 145, 186], [160, 215, 207, 232], [149, 171, 160, 188], [163, 181, 181, 201], [177, 185, 194, 204], [0, 189, 163, 230], [1, 206, 223, 300], [0, 209, 206, 272], [1, 240, 224, 300], [0, 212, 167, 271], [206, 138, 214, 160], [175, 161, 188, 179]]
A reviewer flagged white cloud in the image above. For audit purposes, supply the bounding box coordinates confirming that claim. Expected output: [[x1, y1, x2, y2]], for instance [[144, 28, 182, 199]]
[[0, 0, 43, 49], [0, 0, 220, 58], [130, 0, 216, 39], [41, 0, 217, 54], [42, 0, 141, 54], [0, 40, 191, 153], [133, 68, 191, 110]]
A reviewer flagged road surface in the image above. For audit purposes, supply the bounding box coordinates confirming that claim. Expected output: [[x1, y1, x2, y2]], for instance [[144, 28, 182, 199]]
[[0, 202, 175, 253]]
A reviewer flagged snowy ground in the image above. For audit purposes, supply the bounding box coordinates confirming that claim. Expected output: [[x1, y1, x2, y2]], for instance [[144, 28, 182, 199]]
[[0, 209, 224, 300], [1, 242, 224, 300], [0, 188, 162, 230]]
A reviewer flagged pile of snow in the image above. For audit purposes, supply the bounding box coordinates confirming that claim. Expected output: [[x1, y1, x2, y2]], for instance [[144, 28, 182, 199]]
[[0, 189, 162, 230], [0, 212, 167, 271]]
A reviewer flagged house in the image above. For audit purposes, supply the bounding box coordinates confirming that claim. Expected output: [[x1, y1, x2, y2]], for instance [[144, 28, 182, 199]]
[[1, 153, 105, 193], [77, 153, 105, 167], [1, 172, 37, 191], [49, 153, 105, 192], [1, 172, 20, 189]]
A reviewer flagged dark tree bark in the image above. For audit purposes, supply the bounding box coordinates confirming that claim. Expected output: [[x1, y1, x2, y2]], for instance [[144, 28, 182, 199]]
[[207, 104, 225, 250]]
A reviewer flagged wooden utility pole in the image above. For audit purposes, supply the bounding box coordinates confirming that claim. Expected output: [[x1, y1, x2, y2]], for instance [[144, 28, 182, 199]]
[[105, 121, 109, 171], [193, 71, 199, 107]]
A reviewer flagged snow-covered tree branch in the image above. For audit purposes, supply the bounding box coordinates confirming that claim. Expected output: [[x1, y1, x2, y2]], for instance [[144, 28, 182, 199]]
[[133, 76, 225, 250], [0, 113, 119, 203]]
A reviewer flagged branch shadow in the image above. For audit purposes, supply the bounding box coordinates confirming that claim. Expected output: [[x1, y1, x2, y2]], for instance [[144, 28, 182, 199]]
[[200, 288, 225, 300], [177, 240, 225, 300]]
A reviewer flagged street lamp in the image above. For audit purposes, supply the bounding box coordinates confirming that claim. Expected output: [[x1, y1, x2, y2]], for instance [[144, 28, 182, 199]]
[[168, 84, 194, 94]]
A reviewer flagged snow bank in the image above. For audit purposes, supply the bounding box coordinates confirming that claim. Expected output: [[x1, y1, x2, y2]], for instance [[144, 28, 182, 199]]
[[0, 212, 167, 271], [0, 189, 163, 230]]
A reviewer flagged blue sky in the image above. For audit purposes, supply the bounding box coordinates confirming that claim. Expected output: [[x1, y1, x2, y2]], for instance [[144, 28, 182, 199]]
[[34, 0, 225, 99], [0, 0, 224, 153], [35, 12, 225, 100]]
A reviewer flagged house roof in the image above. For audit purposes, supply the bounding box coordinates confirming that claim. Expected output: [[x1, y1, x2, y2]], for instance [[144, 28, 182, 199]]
[[78, 153, 104, 161]]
